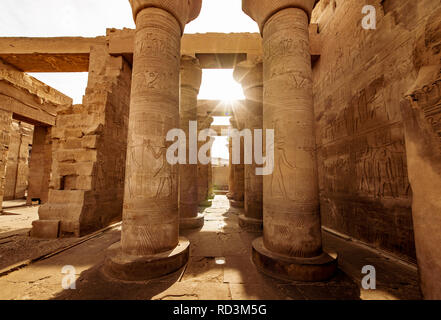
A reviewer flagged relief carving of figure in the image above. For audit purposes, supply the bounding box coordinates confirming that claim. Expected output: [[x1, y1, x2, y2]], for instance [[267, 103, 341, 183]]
[[373, 147, 396, 198], [146, 139, 173, 199], [270, 120, 296, 199]]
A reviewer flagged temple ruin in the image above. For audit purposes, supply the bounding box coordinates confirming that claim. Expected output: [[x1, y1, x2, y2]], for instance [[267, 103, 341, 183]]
[[0, 0, 440, 300]]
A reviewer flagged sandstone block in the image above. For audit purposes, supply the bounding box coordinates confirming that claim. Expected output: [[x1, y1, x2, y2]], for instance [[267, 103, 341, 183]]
[[30, 220, 60, 239]]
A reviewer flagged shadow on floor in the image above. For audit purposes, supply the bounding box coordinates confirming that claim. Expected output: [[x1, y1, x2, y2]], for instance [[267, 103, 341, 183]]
[[0, 196, 420, 300], [50, 196, 361, 300]]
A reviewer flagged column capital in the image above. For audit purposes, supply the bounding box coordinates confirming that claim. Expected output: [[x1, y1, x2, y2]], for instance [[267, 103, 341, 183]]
[[242, 0, 318, 32], [181, 55, 202, 93], [233, 59, 263, 96], [129, 0, 202, 32]]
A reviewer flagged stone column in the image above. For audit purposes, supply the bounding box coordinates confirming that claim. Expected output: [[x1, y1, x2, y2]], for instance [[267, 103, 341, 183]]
[[229, 116, 245, 208], [242, 0, 337, 281], [207, 156, 215, 200], [27, 126, 51, 205], [197, 115, 213, 207], [227, 137, 235, 199], [104, 0, 202, 281], [0, 110, 12, 213], [233, 60, 263, 231], [401, 66, 441, 300], [179, 55, 203, 229]]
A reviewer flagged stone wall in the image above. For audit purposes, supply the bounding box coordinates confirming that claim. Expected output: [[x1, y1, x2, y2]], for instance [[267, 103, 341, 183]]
[[38, 44, 131, 236], [27, 126, 51, 204], [4, 120, 33, 200], [311, 0, 441, 260], [0, 109, 12, 208]]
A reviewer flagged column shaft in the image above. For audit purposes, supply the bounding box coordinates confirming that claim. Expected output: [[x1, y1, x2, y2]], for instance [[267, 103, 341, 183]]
[[197, 116, 213, 207], [122, 8, 181, 256], [244, 92, 263, 228], [179, 56, 203, 229], [234, 60, 264, 230], [242, 1, 337, 281], [229, 117, 245, 208], [263, 8, 321, 257], [227, 137, 235, 199]]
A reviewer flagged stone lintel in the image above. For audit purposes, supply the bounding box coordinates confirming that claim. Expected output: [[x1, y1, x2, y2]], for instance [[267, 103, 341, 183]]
[[0, 37, 105, 72], [0, 30, 322, 71], [108, 29, 320, 68]]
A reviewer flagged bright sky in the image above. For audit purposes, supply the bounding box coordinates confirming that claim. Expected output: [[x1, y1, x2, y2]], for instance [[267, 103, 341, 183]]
[[0, 0, 257, 159]]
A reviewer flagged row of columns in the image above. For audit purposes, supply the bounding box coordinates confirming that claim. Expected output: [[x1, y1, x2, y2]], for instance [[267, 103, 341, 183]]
[[232, 59, 264, 232], [105, 0, 335, 282]]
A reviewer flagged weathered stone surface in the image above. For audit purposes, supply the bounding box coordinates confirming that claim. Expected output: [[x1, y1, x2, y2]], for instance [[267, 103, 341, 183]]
[[37, 44, 131, 237], [0, 37, 105, 72], [30, 220, 60, 239], [262, 7, 322, 257], [311, 0, 441, 261], [104, 1, 201, 281], [128, 0, 202, 33], [121, 7, 182, 256], [0, 27, 321, 72], [0, 110, 13, 209], [242, 0, 336, 282], [4, 121, 32, 200], [103, 238, 190, 281]]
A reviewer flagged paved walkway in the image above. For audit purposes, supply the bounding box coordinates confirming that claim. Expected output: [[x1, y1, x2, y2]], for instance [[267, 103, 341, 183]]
[[0, 195, 421, 300], [2, 199, 28, 209]]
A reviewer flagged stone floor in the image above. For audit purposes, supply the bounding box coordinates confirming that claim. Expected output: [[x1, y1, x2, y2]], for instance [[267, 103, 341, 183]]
[[0, 195, 422, 300], [2, 199, 27, 209]]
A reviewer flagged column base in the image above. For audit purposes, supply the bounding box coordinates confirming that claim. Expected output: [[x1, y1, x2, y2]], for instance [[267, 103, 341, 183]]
[[199, 199, 212, 207], [180, 213, 204, 230], [103, 237, 190, 281], [252, 237, 337, 282], [238, 214, 263, 232], [230, 200, 244, 208]]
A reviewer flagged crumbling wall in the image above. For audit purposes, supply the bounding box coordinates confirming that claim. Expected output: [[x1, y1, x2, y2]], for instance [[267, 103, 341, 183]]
[[311, 0, 441, 260], [4, 120, 33, 200], [38, 44, 131, 236]]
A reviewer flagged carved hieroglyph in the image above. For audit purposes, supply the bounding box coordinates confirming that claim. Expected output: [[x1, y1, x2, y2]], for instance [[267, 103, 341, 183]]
[[122, 4, 189, 256], [179, 55, 202, 222]]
